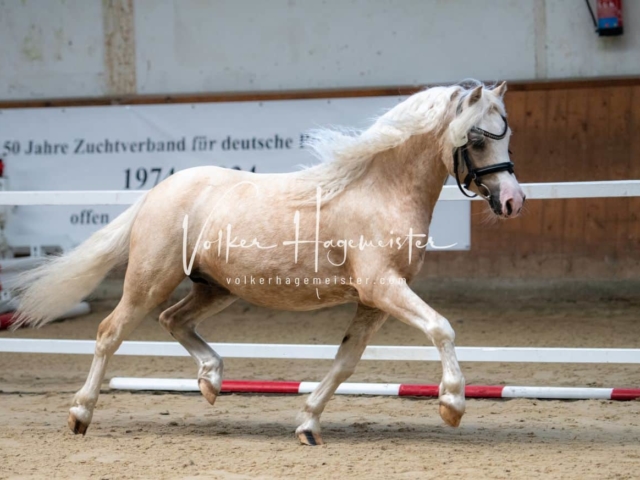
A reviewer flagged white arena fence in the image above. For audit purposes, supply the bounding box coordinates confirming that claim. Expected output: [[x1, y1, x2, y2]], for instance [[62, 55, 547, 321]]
[[1, 180, 640, 366], [1, 180, 639, 205], [1, 339, 639, 364]]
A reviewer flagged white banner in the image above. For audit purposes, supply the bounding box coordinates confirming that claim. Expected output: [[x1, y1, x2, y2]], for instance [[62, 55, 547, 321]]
[[0, 97, 469, 250]]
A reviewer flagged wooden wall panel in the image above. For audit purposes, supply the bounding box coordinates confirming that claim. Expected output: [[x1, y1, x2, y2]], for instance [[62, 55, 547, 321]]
[[561, 88, 590, 257], [629, 86, 640, 251], [459, 82, 640, 278], [538, 91, 568, 276], [518, 91, 546, 257], [583, 89, 608, 255], [608, 87, 632, 257]]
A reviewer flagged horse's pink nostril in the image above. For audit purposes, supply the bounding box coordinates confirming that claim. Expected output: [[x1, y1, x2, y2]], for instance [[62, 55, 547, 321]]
[[505, 199, 514, 216]]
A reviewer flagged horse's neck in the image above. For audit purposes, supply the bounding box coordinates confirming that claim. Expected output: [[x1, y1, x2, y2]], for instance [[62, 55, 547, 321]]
[[367, 133, 449, 222]]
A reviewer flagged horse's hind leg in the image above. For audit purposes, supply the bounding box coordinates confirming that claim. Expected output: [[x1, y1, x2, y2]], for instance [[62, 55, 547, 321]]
[[68, 266, 184, 435], [68, 301, 145, 434], [159, 282, 237, 405], [296, 303, 388, 445]]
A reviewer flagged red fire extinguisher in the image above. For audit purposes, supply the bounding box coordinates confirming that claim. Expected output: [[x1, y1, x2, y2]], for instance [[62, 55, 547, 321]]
[[587, 0, 624, 36]]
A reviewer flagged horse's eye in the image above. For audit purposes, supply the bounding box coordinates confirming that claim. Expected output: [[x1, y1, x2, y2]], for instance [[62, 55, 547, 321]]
[[471, 139, 485, 150]]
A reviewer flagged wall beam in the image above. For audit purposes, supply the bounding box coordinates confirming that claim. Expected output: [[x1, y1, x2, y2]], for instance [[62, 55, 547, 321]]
[[102, 0, 136, 96]]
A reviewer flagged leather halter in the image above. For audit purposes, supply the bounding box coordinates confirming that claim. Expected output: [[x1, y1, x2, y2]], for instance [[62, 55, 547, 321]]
[[453, 115, 514, 198]]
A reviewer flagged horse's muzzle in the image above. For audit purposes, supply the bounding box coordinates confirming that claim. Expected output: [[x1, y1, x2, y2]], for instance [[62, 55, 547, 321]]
[[488, 187, 525, 218]]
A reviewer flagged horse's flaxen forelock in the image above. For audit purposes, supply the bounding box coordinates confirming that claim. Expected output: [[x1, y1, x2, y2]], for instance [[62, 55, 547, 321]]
[[293, 82, 502, 203]]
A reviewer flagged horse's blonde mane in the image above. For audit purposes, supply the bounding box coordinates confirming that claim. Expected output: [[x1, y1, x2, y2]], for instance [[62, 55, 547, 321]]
[[293, 81, 502, 203]]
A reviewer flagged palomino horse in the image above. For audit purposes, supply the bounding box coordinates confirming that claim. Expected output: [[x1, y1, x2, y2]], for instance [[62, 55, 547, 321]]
[[13, 81, 524, 445]]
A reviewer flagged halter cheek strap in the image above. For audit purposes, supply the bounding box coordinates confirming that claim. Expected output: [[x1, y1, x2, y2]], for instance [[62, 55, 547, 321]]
[[453, 115, 514, 199]]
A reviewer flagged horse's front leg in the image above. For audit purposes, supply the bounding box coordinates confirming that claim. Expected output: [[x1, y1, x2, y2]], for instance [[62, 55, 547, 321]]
[[373, 283, 465, 427], [296, 303, 388, 445]]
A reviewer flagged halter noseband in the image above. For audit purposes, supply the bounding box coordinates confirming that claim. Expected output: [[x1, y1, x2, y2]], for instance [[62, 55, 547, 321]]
[[453, 115, 514, 199]]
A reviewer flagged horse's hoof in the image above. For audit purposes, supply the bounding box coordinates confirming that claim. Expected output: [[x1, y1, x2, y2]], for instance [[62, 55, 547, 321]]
[[68, 412, 89, 435], [439, 403, 463, 427], [297, 430, 324, 446], [198, 378, 218, 405]]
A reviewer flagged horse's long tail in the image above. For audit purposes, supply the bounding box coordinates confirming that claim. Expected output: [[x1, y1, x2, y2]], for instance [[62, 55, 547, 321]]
[[10, 194, 147, 329]]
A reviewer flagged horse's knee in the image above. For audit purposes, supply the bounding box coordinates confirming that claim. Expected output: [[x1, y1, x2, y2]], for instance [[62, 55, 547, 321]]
[[158, 310, 176, 333], [426, 316, 455, 344]]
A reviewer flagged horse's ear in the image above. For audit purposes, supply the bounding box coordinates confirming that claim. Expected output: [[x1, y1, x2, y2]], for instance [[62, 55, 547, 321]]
[[468, 85, 483, 106], [492, 81, 507, 98]]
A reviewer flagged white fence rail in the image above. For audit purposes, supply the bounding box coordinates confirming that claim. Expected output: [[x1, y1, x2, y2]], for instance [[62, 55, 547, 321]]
[[1, 339, 639, 364], [1, 180, 639, 205]]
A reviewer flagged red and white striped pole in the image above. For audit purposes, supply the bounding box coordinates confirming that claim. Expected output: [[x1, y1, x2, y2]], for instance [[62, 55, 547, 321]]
[[109, 378, 640, 401]]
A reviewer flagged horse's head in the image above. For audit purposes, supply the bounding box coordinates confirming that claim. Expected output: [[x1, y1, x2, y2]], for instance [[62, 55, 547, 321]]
[[445, 82, 525, 218]]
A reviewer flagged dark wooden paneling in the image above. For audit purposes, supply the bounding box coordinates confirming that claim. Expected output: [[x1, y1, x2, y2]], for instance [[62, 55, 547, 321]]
[[517, 91, 547, 257], [584, 89, 609, 254], [541, 90, 567, 258], [467, 83, 640, 275], [561, 88, 590, 257], [629, 86, 640, 251], [608, 87, 632, 257]]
